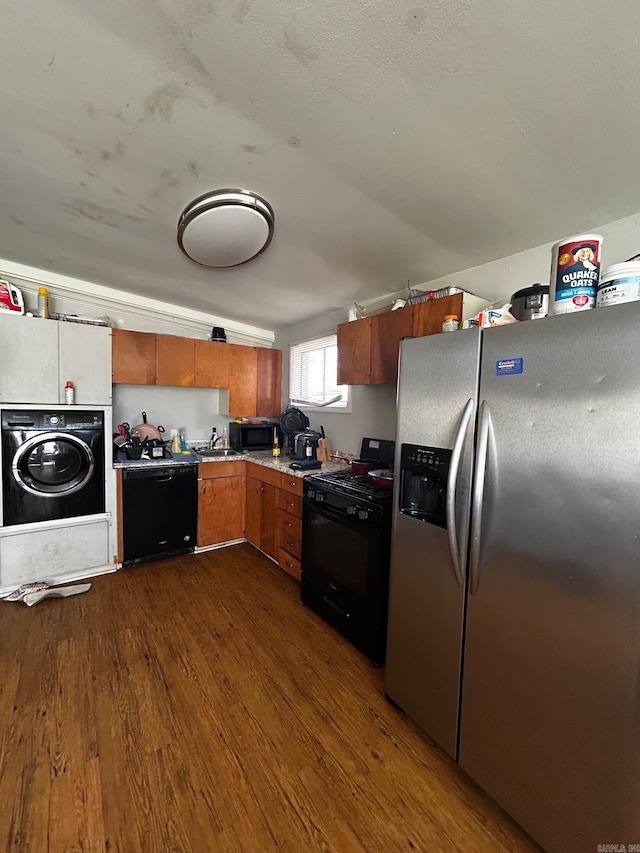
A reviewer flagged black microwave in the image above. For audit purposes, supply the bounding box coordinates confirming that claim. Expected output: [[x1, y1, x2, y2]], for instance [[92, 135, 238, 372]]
[[228, 421, 281, 452]]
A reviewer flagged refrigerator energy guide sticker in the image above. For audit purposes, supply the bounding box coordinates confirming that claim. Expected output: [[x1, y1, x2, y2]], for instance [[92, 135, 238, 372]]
[[495, 358, 524, 376]]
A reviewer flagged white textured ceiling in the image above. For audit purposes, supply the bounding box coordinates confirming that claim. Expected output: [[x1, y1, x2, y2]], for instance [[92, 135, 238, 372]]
[[1, 0, 640, 328]]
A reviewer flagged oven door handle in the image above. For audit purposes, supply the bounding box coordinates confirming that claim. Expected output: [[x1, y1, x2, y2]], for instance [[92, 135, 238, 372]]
[[445, 397, 474, 588]]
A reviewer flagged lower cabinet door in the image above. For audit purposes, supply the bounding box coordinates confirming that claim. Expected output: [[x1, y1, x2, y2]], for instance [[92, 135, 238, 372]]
[[245, 477, 262, 548], [259, 482, 278, 560], [198, 476, 245, 547]]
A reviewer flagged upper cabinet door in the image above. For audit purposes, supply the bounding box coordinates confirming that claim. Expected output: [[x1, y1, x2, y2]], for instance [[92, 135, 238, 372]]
[[0, 314, 58, 404], [194, 340, 231, 388], [58, 323, 112, 405], [155, 335, 195, 387], [256, 348, 282, 417], [112, 329, 156, 385], [370, 305, 414, 384], [337, 318, 372, 385], [227, 344, 258, 417], [412, 294, 464, 336]]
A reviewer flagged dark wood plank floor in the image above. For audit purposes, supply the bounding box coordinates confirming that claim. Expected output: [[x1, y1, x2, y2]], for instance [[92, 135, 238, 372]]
[[0, 544, 541, 852]]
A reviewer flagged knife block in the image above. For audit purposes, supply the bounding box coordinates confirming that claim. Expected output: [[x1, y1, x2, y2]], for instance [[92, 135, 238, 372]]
[[317, 437, 331, 462]]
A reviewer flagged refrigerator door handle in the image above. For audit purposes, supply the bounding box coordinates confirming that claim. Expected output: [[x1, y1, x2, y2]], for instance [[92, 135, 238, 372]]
[[469, 399, 490, 595], [446, 397, 474, 587]]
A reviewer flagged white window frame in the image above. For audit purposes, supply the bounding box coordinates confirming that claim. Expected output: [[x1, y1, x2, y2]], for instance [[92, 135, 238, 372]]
[[288, 334, 351, 414]]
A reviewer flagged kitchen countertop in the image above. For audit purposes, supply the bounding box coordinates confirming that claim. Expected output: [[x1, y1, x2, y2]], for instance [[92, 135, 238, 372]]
[[114, 449, 351, 477]]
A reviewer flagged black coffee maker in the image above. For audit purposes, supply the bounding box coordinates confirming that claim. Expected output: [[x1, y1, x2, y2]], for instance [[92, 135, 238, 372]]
[[292, 430, 322, 460]]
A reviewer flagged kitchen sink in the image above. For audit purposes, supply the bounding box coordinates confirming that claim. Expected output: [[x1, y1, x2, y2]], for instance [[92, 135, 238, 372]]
[[194, 448, 239, 457]]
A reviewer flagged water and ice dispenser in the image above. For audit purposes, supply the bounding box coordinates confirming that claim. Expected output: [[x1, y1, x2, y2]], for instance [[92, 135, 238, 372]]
[[399, 444, 452, 529]]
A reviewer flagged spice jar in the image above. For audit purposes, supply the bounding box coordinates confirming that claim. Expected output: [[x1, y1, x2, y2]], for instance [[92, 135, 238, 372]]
[[442, 314, 460, 332]]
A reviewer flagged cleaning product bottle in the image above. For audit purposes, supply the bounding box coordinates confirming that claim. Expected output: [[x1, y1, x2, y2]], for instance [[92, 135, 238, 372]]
[[64, 380, 75, 405], [37, 287, 49, 319], [222, 425, 228, 449], [272, 429, 280, 460]]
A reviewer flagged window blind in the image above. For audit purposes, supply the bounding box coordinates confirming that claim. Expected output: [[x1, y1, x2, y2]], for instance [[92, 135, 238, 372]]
[[289, 334, 348, 408]]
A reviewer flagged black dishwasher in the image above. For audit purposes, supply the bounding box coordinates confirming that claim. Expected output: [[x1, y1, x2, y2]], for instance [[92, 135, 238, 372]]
[[122, 465, 198, 566]]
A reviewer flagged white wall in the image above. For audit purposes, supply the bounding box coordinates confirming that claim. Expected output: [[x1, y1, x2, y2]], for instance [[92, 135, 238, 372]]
[[275, 209, 640, 457], [391, 209, 640, 309], [113, 385, 224, 445], [0, 256, 276, 445], [274, 309, 398, 457]]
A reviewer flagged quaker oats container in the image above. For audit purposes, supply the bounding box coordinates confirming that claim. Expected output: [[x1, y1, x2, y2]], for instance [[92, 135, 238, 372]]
[[550, 233, 603, 314]]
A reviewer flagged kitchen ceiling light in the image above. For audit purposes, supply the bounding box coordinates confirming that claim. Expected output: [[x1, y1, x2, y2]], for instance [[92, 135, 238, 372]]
[[177, 189, 275, 268]]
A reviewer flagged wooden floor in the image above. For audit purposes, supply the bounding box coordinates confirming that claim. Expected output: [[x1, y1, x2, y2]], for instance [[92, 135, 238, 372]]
[[0, 544, 541, 852]]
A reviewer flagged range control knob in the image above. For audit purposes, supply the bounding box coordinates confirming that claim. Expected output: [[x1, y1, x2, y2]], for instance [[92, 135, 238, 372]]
[[314, 492, 325, 503], [346, 505, 357, 515], [357, 508, 369, 520], [306, 488, 315, 500]]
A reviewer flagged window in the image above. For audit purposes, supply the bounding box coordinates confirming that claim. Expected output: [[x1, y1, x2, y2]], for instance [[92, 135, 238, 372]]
[[289, 334, 349, 410]]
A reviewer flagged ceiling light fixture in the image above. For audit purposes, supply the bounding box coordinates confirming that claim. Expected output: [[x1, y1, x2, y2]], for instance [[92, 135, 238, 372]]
[[177, 189, 275, 268]]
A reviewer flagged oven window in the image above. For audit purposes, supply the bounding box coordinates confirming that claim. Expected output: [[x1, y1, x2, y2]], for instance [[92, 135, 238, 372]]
[[305, 510, 369, 598]]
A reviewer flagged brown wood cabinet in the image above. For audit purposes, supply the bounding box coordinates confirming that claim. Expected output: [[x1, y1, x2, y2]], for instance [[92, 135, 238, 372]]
[[194, 340, 230, 388], [412, 293, 463, 336], [197, 461, 245, 548], [370, 305, 414, 385], [112, 329, 156, 385], [227, 344, 258, 418], [156, 335, 195, 387], [337, 294, 467, 386], [256, 348, 283, 418], [245, 476, 278, 560], [337, 317, 372, 385], [113, 330, 282, 417], [276, 488, 302, 580], [245, 463, 303, 576]]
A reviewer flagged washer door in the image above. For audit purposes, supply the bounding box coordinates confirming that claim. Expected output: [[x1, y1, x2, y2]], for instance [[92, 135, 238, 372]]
[[12, 432, 95, 497]]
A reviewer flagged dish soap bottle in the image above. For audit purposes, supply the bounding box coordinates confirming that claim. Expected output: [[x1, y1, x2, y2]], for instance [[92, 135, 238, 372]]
[[221, 425, 228, 449], [272, 430, 281, 460]]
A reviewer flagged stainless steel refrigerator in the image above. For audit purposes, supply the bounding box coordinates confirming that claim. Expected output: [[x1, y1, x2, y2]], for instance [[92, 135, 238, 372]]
[[385, 304, 640, 853]]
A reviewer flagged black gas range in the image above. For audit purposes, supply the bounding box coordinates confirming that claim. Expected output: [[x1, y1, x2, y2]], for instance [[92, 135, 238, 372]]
[[304, 469, 393, 508], [301, 439, 395, 666]]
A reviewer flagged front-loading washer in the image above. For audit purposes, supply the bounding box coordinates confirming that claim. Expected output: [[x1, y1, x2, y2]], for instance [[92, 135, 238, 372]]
[[1, 409, 105, 525]]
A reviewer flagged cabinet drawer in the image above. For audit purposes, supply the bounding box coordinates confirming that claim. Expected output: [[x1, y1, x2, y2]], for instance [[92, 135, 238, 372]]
[[277, 508, 301, 538], [280, 473, 304, 496], [277, 547, 301, 581], [198, 461, 244, 479], [276, 524, 301, 560], [277, 490, 302, 516], [246, 461, 281, 488]]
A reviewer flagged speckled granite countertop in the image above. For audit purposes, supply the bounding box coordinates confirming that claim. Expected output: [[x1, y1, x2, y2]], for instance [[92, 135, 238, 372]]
[[114, 449, 351, 477]]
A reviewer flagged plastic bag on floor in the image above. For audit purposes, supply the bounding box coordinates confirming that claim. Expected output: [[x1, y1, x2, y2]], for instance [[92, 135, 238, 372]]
[[1, 582, 92, 606]]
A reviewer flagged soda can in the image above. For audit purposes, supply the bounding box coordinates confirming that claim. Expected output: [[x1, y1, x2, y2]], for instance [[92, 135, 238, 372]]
[[550, 233, 603, 314]]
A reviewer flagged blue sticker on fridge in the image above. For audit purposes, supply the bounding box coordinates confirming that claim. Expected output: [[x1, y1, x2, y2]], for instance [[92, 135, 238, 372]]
[[495, 357, 524, 376]]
